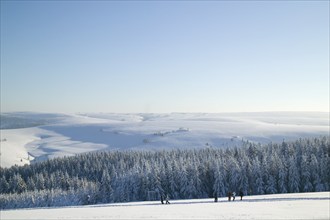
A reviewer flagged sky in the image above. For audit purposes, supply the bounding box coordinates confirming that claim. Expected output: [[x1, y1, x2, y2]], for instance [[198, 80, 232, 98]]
[[1, 1, 329, 113]]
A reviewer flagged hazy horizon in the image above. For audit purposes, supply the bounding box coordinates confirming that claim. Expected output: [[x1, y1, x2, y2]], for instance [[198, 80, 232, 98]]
[[1, 110, 329, 116]]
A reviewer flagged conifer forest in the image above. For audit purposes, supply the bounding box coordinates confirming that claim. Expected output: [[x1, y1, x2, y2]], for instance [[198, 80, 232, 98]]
[[1, 136, 329, 209]]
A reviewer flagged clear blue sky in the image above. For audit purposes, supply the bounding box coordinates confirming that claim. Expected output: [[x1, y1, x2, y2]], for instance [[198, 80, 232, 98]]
[[1, 1, 329, 113]]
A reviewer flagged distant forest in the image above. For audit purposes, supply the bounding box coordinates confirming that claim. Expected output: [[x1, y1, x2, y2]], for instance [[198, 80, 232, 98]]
[[1, 136, 329, 209]]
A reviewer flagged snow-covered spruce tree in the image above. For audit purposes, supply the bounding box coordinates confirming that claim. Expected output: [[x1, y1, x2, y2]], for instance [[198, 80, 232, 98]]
[[277, 156, 288, 193], [9, 173, 27, 193], [213, 160, 226, 197], [167, 161, 179, 199], [99, 169, 113, 203], [288, 156, 300, 193], [236, 149, 250, 195], [186, 165, 200, 199], [227, 157, 240, 192], [319, 154, 330, 191], [0, 176, 10, 193], [177, 166, 189, 199], [310, 154, 324, 191], [200, 161, 215, 198], [251, 157, 264, 195], [265, 152, 278, 194], [300, 155, 313, 192]]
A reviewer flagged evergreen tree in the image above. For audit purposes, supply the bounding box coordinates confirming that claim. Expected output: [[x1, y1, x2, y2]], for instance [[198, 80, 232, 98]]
[[99, 169, 113, 203], [288, 156, 300, 193], [251, 158, 264, 195], [277, 157, 287, 193], [0, 176, 9, 193], [300, 155, 313, 192], [213, 160, 226, 197], [310, 154, 324, 191]]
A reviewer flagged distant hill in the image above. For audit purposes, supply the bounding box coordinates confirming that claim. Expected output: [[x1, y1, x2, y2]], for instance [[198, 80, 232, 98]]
[[1, 112, 329, 168], [0, 112, 65, 129]]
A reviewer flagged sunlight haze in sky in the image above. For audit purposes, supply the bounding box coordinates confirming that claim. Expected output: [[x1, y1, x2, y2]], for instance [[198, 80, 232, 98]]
[[1, 1, 329, 113]]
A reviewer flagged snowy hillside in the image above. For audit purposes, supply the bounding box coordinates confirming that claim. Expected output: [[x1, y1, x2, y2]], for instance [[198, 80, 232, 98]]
[[2, 192, 329, 219], [1, 112, 329, 167]]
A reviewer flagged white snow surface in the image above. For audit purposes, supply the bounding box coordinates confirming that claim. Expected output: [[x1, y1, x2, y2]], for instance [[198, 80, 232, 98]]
[[2, 192, 329, 219], [1, 112, 329, 168]]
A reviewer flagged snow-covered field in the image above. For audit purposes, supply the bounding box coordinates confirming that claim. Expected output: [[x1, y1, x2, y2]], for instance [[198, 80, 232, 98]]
[[1, 112, 329, 168], [2, 192, 329, 219]]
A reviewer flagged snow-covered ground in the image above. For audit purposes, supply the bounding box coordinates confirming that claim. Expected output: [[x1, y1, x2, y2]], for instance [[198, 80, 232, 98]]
[[2, 192, 329, 219], [1, 112, 329, 168]]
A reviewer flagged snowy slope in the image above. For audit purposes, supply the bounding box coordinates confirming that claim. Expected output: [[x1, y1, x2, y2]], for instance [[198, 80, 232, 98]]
[[2, 192, 329, 219], [0, 128, 39, 167], [1, 112, 329, 168]]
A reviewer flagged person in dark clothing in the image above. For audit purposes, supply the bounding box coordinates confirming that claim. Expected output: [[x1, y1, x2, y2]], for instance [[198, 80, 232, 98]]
[[160, 194, 164, 204], [214, 193, 218, 202], [239, 190, 243, 200], [228, 192, 232, 201], [165, 194, 170, 204]]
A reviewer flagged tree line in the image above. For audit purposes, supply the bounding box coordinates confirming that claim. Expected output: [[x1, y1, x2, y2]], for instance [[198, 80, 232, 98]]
[[0, 136, 329, 209]]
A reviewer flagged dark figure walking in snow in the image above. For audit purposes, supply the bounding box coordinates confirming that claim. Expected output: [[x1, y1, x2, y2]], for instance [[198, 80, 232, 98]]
[[232, 192, 236, 201], [228, 192, 232, 201], [160, 194, 164, 204], [165, 194, 170, 204], [214, 193, 218, 202], [239, 190, 243, 200]]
